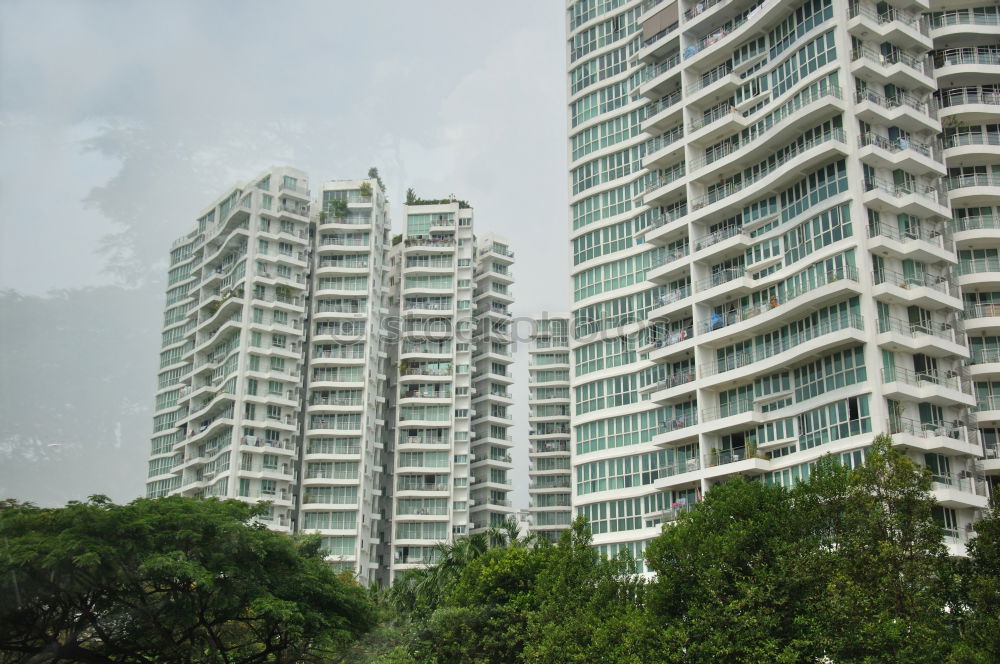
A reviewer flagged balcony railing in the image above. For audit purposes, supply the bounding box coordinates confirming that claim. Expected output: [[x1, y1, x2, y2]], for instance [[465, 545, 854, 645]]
[[708, 446, 768, 466], [863, 177, 945, 206], [971, 347, 1000, 365], [691, 128, 846, 209], [653, 283, 692, 308], [647, 372, 696, 392], [683, 0, 725, 21], [696, 225, 744, 251], [888, 416, 967, 442], [851, 45, 930, 77], [662, 457, 701, 477], [686, 61, 732, 94], [658, 414, 698, 434], [859, 132, 934, 158], [646, 90, 683, 118], [644, 125, 685, 158], [943, 132, 1000, 149], [403, 301, 452, 311], [930, 12, 1000, 28], [976, 395, 1000, 412], [868, 220, 946, 247], [689, 103, 740, 132], [646, 204, 688, 232], [643, 53, 681, 82], [965, 303, 1000, 319], [882, 365, 964, 392], [855, 88, 933, 118], [694, 267, 861, 334], [405, 237, 455, 248], [401, 436, 450, 446], [934, 48, 1000, 68], [650, 325, 694, 350], [402, 366, 452, 377], [849, 1, 927, 35], [955, 256, 1000, 276], [944, 174, 1000, 191], [874, 270, 958, 297], [930, 471, 988, 497], [704, 312, 864, 377], [878, 316, 959, 344], [702, 397, 754, 421], [939, 87, 1000, 108]]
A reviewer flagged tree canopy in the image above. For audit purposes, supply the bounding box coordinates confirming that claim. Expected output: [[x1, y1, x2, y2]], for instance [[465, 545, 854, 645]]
[[3, 435, 997, 663], [0, 495, 374, 664]]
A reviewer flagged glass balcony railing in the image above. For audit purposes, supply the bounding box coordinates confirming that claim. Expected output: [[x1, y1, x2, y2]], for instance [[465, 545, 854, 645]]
[[945, 174, 1000, 191], [965, 303, 1000, 319], [878, 316, 959, 344], [930, 11, 1000, 28], [943, 132, 1000, 149], [855, 88, 933, 118], [956, 256, 1000, 275], [881, 365, 964, 392], [704, 312, 864, 376], [934, 48, 1000, 68], [939, 87, 1000, 108]]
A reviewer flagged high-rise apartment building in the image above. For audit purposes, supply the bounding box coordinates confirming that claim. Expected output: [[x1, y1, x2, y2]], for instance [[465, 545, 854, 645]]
[[386, 204, 516, 579], [148, 167, 314, 536], [300, 177, 393, 584], [567, 0, 995, 563], [387, 202, 477, 576], [470, 234, 517, 531], [929, 3, 1000, 505], [527, 314, 573, 542], [148, 181, 513, 584]]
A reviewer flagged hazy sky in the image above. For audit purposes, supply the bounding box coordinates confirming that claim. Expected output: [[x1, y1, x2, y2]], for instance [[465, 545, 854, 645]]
[[0, 0, 569, 507]]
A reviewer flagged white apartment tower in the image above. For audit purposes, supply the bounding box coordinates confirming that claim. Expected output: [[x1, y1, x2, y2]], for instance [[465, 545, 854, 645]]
[[300, 178, 393, 583], [930, 3, 1000, 503], [388, 202, 477, 575], [527, 314, 573, 542], [470, 234, 517, 531], [386, 203, 517, 579], [147, 168, 395, 583], [148, 167, 313, 533], [567, 0, 995, 564]]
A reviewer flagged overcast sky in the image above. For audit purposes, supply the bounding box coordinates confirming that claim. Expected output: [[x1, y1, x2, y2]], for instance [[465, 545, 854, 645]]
[[0, 0, 569, 507]]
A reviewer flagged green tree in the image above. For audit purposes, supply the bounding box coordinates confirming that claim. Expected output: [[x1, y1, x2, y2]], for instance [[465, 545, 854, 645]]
[[0, 496, 374, 663], [794, 435, 953, 663], [645, 434, 957, 664], [645, 477, 816, 663], [950, 502, 1000, 663]]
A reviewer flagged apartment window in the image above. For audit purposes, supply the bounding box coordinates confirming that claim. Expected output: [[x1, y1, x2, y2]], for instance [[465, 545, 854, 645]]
[[258, 239, 269, 254], [266, 405, 282, 421], [272, 334, 286, 348], [246, 379, 258, 396]]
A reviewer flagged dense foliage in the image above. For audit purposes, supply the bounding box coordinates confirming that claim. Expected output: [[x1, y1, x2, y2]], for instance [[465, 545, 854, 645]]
[[0, 496, 373, 663], [3, 435, 998, 663]]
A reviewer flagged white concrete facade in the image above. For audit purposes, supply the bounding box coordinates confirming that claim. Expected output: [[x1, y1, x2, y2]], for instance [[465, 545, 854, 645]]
[[527, 314, 573, 542], [567, 0, 996, 563], [385, 202, 516, 579], [148, 169, 394, 583]]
